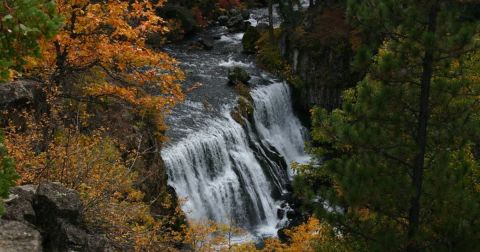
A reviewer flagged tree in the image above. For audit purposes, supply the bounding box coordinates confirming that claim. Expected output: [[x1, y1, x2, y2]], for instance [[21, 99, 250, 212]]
[[0, 0, 61, 81], [27, 0, 184, 119], [295, 0, 480, 250], [0, 130, 18, 216]]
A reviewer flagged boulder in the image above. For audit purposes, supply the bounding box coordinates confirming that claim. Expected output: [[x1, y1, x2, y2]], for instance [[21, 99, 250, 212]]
[[228, 67, 251, 85], [226, 15, 247, 32], [242, 26, 260, 54], [0, 220, 42, 252], [241, 10, 251, 20], [218, 15, 229, 26], [2, 182, 111, 251], [3, 185, 37, 224], [34, 182, 83, 224], [0, 80, 41, 107], [197, 36, 214, 50]]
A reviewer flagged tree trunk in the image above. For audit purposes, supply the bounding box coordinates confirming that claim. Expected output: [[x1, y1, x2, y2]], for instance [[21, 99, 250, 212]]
[[407, 4, 438, 251]]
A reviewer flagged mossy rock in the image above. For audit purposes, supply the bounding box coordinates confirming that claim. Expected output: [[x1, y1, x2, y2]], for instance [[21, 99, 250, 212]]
[[242, 26, 260, 54], [231, 96, 254, 125], [228, 67, 251, 85]]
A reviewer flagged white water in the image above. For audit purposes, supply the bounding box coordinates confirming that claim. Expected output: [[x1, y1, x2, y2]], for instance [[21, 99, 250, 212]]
[[218, 57, 254, 68], [252, 82, 310, 168], [162, 82, 308, 236]]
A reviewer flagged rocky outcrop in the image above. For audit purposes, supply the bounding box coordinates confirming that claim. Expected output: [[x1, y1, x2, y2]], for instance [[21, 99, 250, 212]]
[[0, 79, 45, 109], [0, 220, 42, 252], [280, 7, 360, 116], [1, 182, 111, 252], [228, 67, 251, 85]]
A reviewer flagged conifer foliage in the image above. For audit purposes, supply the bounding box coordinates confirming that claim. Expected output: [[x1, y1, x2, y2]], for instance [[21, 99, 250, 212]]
[[295, 0, 480, 251]]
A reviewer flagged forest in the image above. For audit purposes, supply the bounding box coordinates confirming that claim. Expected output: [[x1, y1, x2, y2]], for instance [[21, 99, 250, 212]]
[[0, 0, 479, 251]]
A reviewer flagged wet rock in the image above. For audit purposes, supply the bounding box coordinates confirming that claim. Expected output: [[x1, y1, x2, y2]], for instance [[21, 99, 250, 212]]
[[227, 15, 247, 32], [241, 10, 251, 20], [218, 15, 229, 26], [228, 67, 251, 85], [3, 185, 37, 225], [286, 209, 297, 220], [197, 36, 214, 50], [277, 208, 286, 219], [0, 220, 42, 252], [277, 227, 289, 243], [242, 26, 260, 54], [229, 8, 240, 16]]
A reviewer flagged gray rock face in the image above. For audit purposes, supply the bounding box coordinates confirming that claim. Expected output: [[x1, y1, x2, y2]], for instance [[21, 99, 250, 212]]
[[0, 220, 42, 252], [34, 182, 83, 224], [280, 32, 355, 114], [1, 182, 110, 252], [3, 185, 37, 224], [0, 80, 40, 107]]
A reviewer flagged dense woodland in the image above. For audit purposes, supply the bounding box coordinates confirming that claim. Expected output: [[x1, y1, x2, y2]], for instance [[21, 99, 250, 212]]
[[1, 0, 480, 251]]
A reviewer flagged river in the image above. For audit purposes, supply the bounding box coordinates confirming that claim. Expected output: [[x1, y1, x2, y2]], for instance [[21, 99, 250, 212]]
[[161, 7, 310, 241]]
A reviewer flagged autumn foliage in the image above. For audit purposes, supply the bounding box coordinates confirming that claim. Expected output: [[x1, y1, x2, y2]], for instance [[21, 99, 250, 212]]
[[2, 0, 188, 250], [27, 0, 184, 117]]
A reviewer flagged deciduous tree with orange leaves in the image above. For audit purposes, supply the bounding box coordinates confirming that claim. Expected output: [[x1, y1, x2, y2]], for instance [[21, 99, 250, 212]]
[[27, 0, 184, 118]]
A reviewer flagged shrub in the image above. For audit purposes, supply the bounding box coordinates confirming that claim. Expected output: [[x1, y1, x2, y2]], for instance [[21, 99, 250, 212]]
[[0, 130, 19, 216]]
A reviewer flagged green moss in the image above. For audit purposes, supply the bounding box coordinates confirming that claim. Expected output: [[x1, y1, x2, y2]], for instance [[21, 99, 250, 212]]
[[231, 96, 254, 125], [255, 30, 284, 72], [233, 82, 252, 101]]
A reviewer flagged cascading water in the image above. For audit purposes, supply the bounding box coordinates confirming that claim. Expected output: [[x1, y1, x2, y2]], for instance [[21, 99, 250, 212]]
[[163, 82, 309, 236], [161, 8, 309, 238]]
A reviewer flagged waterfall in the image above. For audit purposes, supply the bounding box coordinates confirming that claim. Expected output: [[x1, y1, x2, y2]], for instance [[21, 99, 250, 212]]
[[162, 81, 308, 234]]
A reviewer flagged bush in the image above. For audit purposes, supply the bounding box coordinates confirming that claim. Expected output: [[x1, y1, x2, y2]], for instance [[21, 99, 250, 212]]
[[0, 130, 19, 216]]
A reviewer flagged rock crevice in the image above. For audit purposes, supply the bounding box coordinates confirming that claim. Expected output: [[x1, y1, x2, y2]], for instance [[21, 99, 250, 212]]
[[2, 182, 111, 252]]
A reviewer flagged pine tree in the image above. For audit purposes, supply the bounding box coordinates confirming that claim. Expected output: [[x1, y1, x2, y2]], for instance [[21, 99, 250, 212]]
[[0, 130, 18, 216], [295, 0, 480, 250]]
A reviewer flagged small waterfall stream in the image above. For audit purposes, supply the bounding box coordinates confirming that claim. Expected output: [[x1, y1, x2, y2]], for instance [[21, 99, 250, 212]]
[[161, 8, 309, 238]]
